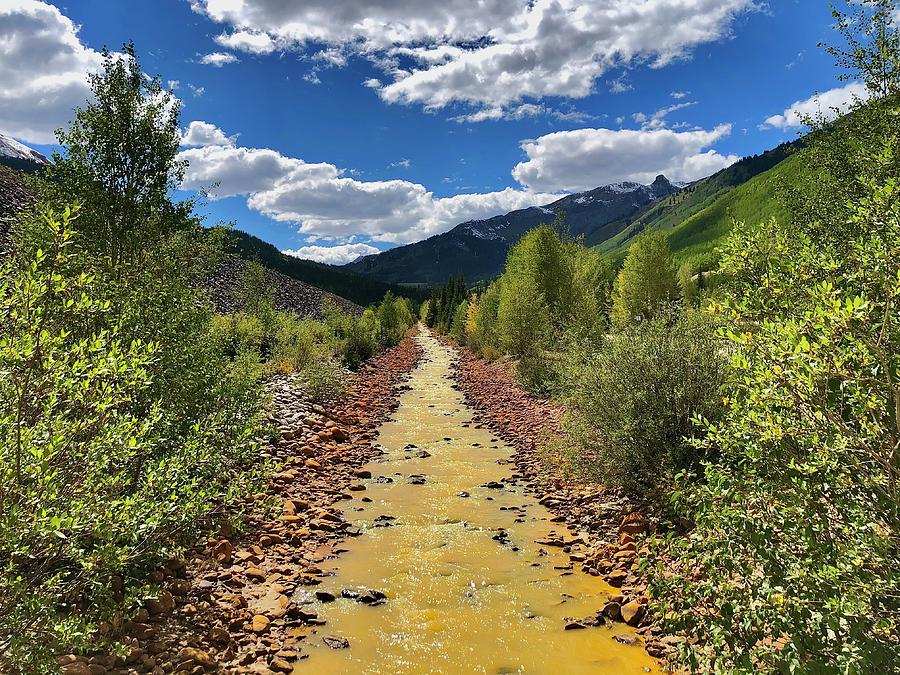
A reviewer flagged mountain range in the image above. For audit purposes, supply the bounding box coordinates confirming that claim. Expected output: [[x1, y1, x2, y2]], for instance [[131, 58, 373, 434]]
[[345, 139, 801, 285], [344, 175, 681, 285], [0, 126, 802, 299]]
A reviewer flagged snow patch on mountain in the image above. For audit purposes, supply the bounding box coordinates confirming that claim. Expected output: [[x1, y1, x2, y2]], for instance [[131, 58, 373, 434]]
[[0, 132, 50, 165]]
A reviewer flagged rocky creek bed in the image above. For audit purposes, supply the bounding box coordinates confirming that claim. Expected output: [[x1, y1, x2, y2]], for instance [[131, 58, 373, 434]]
[[441, 336, 680, 666], [57, 326, 677, 674], [58, 332, 422, 675]]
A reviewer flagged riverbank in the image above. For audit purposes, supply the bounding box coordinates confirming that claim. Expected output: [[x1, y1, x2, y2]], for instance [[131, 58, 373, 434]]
[[58, 333, 421, 675], [443, 338, 679, 664]]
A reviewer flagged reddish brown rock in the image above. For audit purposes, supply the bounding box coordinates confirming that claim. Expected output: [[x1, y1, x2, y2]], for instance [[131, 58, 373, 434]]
[[251, 614, 271, 634], [621, 600, 646, 626]]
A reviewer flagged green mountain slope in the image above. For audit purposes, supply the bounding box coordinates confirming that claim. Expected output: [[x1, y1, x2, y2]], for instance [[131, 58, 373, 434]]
[[666, 151, 799, 264], [596, 140, 801, 266], [223, 228, 425, 306]]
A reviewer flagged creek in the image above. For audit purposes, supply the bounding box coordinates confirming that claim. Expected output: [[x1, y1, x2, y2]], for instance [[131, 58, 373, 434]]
[[299, 330, 656, 674]]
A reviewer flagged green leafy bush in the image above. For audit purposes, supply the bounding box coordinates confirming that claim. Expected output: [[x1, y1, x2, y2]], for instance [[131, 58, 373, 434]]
[[212, 312, 266, 358], [562, 305, 726, 498], [449, 298, 469, 344], [648, 178, 900, 672], [0, 209, 265, 671], [271, 314, 324, 373], [301, 356, 348, 404], [375, 292, 416, 347], [497, 274, 551, 358]]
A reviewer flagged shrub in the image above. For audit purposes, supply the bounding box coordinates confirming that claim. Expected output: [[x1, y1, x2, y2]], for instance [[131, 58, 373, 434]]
[[212, 312, 266, 358], [343, 310, 380, 369], [471, 282, 501, 358], [375, 292, 415, 346], [271, 313, 322, 373], [0, 209, 265, 671], [449, 298, 469, 344], [497, 274, 551, 358], [301, 356, 347, 404], [463, 294, 480, 348], [562, 305, 726, 498], [648, 181, 900, 672]]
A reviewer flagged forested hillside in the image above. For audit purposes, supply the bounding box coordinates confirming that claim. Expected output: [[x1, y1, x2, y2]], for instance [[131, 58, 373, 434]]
[[224, 228, 425, 305], [597, 140, 800, 264]]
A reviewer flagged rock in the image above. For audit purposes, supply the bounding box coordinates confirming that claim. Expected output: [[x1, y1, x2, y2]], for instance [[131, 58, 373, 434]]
[[270, 658, 293, 672], [620, 514, 649, 535], [170, 579, 191, 596], [208, 626, 230, 644], [251, 614, 271, 634], [315, 590, 337, 602], [176, 647, 216, 670], [602, 601, 622, 621], [606, 570, 628, 587], [621, 600, 646, 626], [212, 539, 233, 564], [564, 621, 586, 630], [145, 590, 175, 616], [245, 566, 267, 581], [353, 468, 372, 479], [323, 635, 350, 649], [61, 662, 92, 675]]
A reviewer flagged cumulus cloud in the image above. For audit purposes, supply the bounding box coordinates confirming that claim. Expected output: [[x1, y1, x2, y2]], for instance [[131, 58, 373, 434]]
[[282, 243, 380, 265], [512, 125, 740, 193], [178, 131, 557, 243], [215, 30, 276, 54], [190, 0, 758, 111], [200, 51, 238, 67], [0, 0, 103, 143], [762, 82, 869, 130], [180, 120, 236, 147]]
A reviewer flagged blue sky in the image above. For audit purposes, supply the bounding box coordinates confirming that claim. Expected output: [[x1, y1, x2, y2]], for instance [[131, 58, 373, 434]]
[[0, 1, 866, 263]]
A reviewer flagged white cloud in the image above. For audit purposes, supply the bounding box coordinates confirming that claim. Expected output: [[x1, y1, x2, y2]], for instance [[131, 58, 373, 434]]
[[389, 158, 411, 169], [762, 82, 869, 130], [282, 243, 380, 265], [452, 104, 546, 124], [190, 0, 758, 111], [512, 125, 740, 193], [633, 101, 697, 130], [0, 0, 103, 143], [215, 30, 276, 54], [200, 51, 238, 67], [670, 90, 689, 99], [180, 120, 236, 147], [451, 103, 595, 124], [178, 131, 557, 243]]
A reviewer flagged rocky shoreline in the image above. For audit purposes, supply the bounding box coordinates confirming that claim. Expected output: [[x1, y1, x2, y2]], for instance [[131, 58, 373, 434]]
[[59, 332, 421, 675], [441, 338, 678, 666]]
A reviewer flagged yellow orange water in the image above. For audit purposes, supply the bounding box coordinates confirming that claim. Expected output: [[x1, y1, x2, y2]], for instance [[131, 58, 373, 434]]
[[298, 331, 656, 674]]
